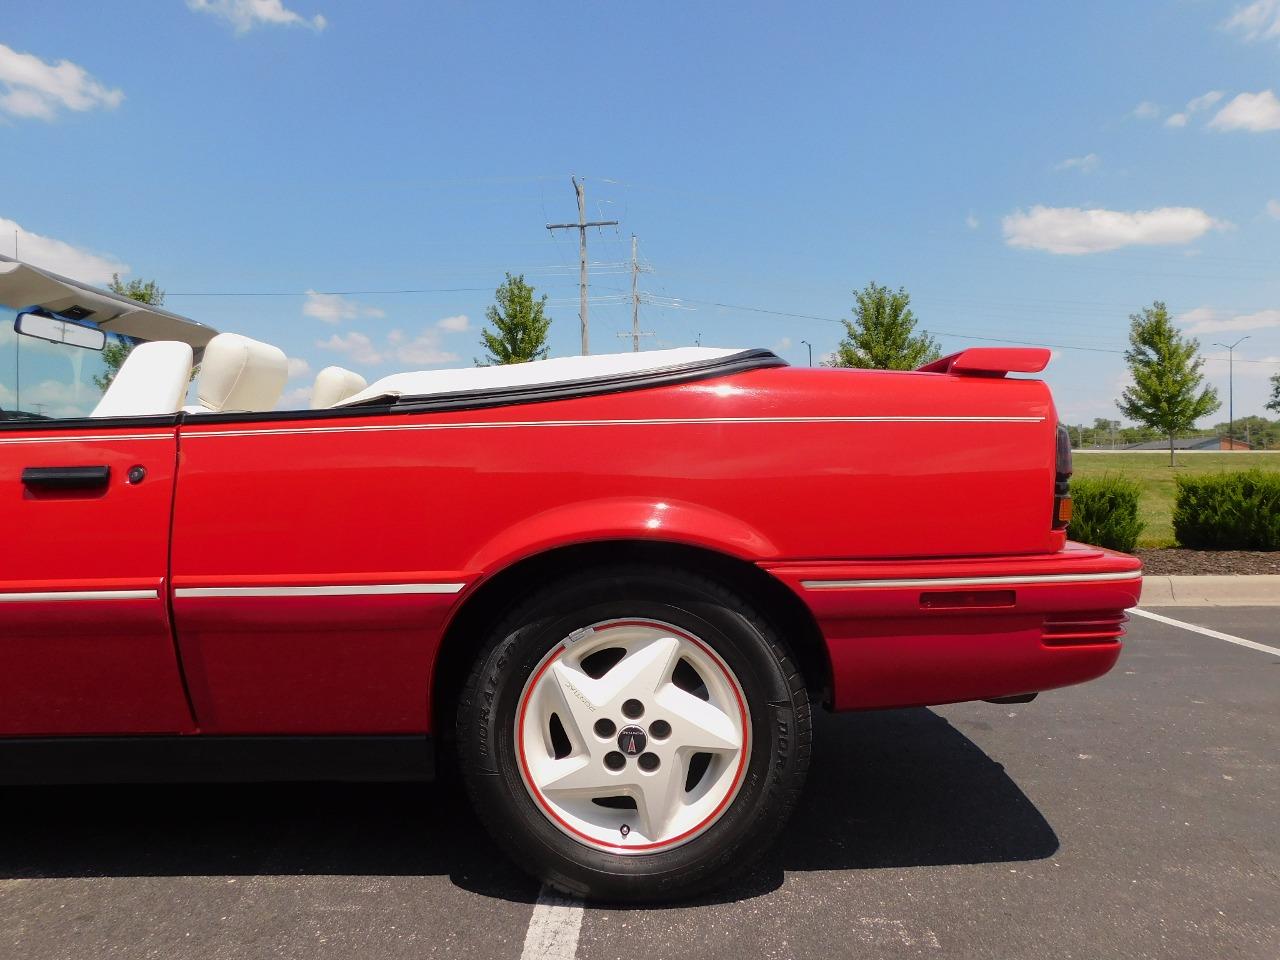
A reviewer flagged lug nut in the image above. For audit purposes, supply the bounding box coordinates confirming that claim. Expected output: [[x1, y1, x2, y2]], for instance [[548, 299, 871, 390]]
[[637, 752, 660, 772], [622, 698, 644, 719], [593, 718, 616, 739], [648, 719, 671, 740], [604, 751, 626, 771]]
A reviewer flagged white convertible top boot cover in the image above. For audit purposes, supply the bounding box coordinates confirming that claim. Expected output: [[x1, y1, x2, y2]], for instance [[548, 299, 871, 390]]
[[91, 340, 194, 418], [310, 366, 368, 409], [337, 347, 747, 406], [190, 332, 288, 413]]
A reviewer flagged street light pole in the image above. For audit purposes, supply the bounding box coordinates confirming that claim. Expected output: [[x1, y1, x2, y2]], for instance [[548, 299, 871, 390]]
[[1213, 336, 1250, 449], [800, 339, 813, 366]]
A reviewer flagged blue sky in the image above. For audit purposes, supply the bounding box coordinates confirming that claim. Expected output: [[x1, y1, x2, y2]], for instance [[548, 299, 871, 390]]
[[2, 0, 1279, 420]]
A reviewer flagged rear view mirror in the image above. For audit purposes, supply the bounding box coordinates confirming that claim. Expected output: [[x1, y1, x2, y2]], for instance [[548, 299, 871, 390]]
[[15, 310, 106, 351]]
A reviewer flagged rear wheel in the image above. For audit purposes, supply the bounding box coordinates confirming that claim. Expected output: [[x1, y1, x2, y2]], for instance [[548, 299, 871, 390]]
[[456, 565, 811, 901]]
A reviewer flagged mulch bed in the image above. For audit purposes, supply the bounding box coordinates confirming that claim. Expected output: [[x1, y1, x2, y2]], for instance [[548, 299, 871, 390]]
[[1135, 549, 1280, 576]]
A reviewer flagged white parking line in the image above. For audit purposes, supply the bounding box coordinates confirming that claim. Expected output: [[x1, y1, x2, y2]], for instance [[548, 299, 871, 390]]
[[1130, 608, 1280, 657], [519, 885, 584, 960]]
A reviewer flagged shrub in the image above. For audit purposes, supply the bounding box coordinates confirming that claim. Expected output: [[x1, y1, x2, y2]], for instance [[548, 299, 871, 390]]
[[1173, 470, 1280, 550], [1068, 475, 1144, 552]]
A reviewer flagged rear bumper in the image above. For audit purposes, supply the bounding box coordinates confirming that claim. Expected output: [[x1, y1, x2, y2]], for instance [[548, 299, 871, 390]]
[[764, 543, 1142, 710]]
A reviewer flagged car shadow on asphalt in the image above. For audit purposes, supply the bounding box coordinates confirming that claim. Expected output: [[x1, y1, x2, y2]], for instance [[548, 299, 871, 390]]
[[0, 708, 1058, 906]]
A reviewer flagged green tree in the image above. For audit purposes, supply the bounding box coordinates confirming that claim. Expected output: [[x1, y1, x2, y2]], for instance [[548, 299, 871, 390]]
[[93, 273, 169, 393], [1267, 372, 1279, 415], [1117, 301, 1220, 466], [478, 273, 551, 365], [109, 274, 165, 307], [1214, 414, 1280, 451], [831, 281, 940, 370]]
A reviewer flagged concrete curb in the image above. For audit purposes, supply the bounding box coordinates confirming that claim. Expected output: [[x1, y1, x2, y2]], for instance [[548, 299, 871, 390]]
[[1139, 575, 1280, 607]]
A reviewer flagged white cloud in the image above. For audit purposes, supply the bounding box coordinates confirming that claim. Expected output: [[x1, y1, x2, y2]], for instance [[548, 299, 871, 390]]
[[1223, 0, 1280, 44], [1209, 90, 1280, 132], [317, 327, 460, 368], [0, 216, 127, 283], [286, 357, 311, 379], [1267, 199, 1280, 219], [775, 336, 792, 352], [316, 331, 384, 365], [187, 0, 327, 33], [302, 290, 385, 324], [1156, 92, 1223, 130], [1055, 153, 1100, 173], [1178, 306, 1280, 335], [17, 378, 98, 419], [277, 385, 313, 409], [965, 213, 980, 230], [1133, 101, 1161, 120], [1187, 90, 1224, 113], [1002, 206, 1228, 255], [387, 328, 459, 366], [435, 314, 470, 332], [0, 43, 123, 121]]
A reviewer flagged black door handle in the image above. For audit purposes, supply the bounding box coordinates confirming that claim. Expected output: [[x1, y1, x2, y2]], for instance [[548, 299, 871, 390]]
[[21, 466, 111, 489]]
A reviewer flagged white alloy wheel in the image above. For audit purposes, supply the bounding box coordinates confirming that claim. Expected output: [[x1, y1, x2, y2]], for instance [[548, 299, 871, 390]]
[[516, 618, 749, 853]]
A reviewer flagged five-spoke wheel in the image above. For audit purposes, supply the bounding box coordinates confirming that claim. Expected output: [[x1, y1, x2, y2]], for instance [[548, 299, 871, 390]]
[[457, 565, 812, 901], [517, 619, 749, 852]]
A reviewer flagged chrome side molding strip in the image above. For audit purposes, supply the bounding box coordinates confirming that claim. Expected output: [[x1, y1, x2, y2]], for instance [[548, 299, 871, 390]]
[[801, 570, 1144, 590]]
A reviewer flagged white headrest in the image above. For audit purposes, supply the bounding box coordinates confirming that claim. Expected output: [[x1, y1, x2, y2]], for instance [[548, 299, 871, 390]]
[[310, 366, 368, 409], [194, 333, 288, 413], [91, 341, 193, 418]]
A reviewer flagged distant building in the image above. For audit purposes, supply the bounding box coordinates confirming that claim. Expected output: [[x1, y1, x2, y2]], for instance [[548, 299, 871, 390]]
[[1123, 436, 1252, 451]]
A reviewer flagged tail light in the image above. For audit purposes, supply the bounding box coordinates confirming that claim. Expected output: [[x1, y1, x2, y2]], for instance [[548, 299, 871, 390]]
[[1053, 423, 1072, 529]]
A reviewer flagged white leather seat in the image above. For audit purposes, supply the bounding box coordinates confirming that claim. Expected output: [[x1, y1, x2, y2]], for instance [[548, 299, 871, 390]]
[[91, 341, 193, 418], [186, 333, 288, 414], [310, 366, 368, 409]]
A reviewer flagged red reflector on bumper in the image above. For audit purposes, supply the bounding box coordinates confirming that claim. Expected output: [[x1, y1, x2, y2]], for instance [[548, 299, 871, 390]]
[[920, 589, 1016, 609]]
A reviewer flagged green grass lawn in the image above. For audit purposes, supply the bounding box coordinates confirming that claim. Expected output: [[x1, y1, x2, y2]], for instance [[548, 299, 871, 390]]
[[1072, 452, 1280, 547]]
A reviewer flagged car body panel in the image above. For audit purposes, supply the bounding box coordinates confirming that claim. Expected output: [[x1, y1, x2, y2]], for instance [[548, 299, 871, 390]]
[[0, 424, 194, 734], [766, 542, 1142, 709]]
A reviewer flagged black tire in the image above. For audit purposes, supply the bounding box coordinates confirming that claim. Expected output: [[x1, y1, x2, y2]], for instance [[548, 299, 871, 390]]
[[455, 564, 812, 902]]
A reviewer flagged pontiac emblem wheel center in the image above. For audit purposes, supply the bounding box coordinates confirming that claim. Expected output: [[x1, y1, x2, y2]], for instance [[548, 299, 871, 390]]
[[617, 724, 647, 756]]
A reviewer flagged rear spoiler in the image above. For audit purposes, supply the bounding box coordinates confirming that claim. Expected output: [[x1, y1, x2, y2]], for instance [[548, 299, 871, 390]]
[[916, 347, 1051, 377]]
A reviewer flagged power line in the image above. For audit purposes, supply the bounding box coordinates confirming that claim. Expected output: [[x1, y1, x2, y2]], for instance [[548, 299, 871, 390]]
[[646, 294, 1280, 364], [162, 281, 1280, 366], [167, 287, 493, 297]]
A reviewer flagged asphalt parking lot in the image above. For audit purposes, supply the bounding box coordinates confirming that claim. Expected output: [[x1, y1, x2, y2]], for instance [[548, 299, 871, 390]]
[[2, 608, 1276, 960]]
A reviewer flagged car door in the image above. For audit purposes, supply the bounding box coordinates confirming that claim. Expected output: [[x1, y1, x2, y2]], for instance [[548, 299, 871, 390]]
[[0, 317, 193, 735]]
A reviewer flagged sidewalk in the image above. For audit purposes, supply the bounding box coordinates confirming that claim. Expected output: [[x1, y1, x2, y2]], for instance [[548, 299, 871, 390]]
[[1139, 575, 1280, 606]]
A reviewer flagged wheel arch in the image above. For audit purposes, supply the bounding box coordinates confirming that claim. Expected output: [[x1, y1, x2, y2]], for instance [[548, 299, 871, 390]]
[[431, 539, 832, 743]]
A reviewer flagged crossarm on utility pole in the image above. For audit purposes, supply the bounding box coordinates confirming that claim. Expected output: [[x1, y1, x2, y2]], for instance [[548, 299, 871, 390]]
[[545, 222, 620, 230]]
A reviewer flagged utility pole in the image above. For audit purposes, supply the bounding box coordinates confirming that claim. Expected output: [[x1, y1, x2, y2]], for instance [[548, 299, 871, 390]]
[[546, 176, 618, 355], [631, 235, 641, 351], [1214, 336, 1250, 450], [617, 234, 654, 352]]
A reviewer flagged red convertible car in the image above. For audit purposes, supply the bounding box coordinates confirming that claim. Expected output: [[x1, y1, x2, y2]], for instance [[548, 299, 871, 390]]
[[1, 255, 1142, 900]]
